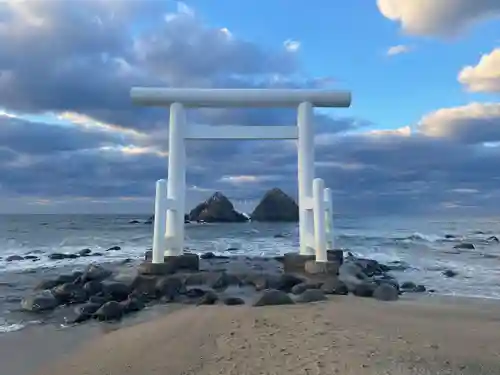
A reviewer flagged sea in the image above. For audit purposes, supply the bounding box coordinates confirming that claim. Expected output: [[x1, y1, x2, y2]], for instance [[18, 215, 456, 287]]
[[1, 214, 500, 334]]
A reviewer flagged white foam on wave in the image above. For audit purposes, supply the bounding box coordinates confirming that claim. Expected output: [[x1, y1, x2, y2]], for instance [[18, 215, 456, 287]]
[[185, 235, 294, 258], [0, 318, 25, 334], [0, 242, 148, 274], [410, 232, 442, 242], [347, 246, 404, 264]]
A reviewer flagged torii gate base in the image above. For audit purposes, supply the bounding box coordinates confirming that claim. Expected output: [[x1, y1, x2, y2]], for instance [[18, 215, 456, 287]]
[[130, 88, 351, 271]]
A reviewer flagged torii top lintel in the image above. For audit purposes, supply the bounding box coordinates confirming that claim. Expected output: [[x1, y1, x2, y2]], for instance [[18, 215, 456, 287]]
[[130, 88, 352, 108]]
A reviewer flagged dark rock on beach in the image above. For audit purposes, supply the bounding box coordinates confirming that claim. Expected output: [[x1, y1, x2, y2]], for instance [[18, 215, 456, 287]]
[[101, 281, 131, 302], [197, 290, 219, 305], [291, 282, 322, 295], [273, 273, 304, 293], [344, 253, 389, 276], [24, 255, 39, 261], [156, 275, 185, 301], [94, 301, 124, 321], [89, 295, 111, 305], [51, 283, 87, 304], [486, 236, 499, 243], [6, 255, 24, 262], [443, 269, 458, 278], [82, 280, 103, 296], [189, 192, 248, 223], [210, 272, 242, 291], [338, 256, 403, 298], [78, 248, 92, 256], [223, 296, 245, 306], [250, 188, 299, 222], [352, 282, 376, 297], [71, 302, 103, 323], [373, 283, 399, 301], [185, 288, 207, 298], [401, 281, 426, 293], [34, 272, 82, 290], [253, 289, 295, 306], [120, 298, 145, 313], [48, 252, 78, 260], [80, 264, 113, 282], [320, 277, 348, 295], [200, 252, 216, 259], [21, 291, 59, 312], [454, 242, 475, 250], [295, 289, 327, 303], [338, 261, 372, 292], [129, 275, 158, 300]]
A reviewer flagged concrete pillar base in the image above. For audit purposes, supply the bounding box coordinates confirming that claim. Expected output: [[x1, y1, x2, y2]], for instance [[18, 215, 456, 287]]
[[143, 252, 199, 273], [304, 260, 340, 275], [327, 249, 344, 265], [282, 252, 315, 274]]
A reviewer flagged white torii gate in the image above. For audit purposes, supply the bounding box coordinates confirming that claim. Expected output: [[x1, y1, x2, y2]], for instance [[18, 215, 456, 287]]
[[130, 88, 351, 264]]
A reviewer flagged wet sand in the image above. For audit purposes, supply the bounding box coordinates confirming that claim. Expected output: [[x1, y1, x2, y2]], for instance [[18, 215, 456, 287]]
[[0, 303, 186, 375], [20, 295, 500, 375]]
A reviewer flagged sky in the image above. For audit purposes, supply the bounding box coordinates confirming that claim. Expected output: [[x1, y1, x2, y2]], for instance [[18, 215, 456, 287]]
[[0, 0, 499, 215]]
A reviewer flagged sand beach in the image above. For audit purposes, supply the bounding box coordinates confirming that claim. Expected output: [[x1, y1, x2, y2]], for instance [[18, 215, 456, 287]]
[[27, 295, 500, 375]]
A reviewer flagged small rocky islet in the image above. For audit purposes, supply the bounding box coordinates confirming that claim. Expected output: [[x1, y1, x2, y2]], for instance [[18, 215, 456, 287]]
[[140, 187, 300, 224]]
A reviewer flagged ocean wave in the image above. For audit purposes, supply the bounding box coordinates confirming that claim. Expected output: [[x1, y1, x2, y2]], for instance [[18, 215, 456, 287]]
[[338, 232, 444, 243], [397, 232, 443, 242]]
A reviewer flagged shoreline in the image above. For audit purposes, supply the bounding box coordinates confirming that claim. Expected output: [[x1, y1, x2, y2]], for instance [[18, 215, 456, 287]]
[[2, 247, 500, 375], [2, 251, 500, 335]]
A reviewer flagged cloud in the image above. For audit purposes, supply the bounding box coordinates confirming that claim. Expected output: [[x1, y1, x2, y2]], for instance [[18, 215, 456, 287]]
[[0, 0, 297, 115], [377, 0, 500, 36], [1, 0, 500, 215], [386, 44, 412, 56], [458, 48, 500, 93], [283, 39, 301, 52], [418, 102, 500, 144], [2, 101, 500, 215], [0, 116, 139, 155]]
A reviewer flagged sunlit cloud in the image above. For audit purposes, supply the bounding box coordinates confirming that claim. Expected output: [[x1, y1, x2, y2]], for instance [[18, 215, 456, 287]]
[[386, 44, 413, 56], [219, 175, 282, 185], [58, 112, 148, 139], [366, 126, 412, 137], [315, 161, 367, 170], [451, 188, 479, 194], [284, 39, 301, 52], [0, 109, 18, 118], [98, 145, 168, 157]]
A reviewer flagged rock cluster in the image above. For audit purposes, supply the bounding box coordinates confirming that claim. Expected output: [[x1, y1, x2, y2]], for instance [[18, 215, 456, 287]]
[[19, 250, 427, 325]]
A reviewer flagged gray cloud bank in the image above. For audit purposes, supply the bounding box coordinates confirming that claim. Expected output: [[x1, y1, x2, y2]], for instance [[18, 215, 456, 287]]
[[0, 1, 499, 215]]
